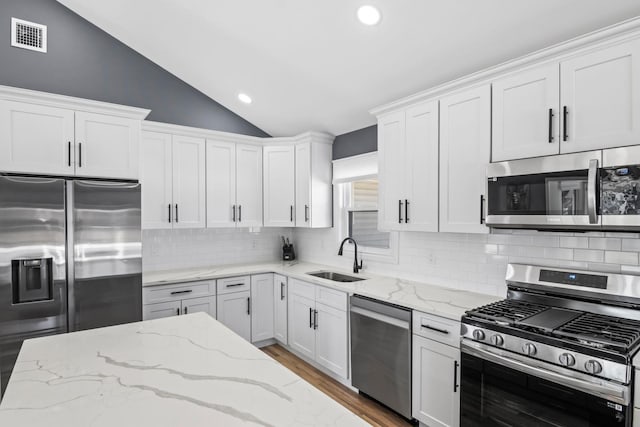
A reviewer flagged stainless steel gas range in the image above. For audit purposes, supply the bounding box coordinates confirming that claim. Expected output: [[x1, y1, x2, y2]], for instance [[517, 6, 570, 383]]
[[460, 263, 640, 427]]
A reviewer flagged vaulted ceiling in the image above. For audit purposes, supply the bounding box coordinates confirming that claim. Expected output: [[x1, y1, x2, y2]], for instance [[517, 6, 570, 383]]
[[57, 0, 640, 136]]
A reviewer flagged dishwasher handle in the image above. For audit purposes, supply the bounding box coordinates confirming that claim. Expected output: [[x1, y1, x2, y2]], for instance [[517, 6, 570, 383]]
[[350, 306, 410, 330]]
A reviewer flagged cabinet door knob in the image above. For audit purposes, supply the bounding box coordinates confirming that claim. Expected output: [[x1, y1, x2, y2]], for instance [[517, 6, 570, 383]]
[[290, 205, 294, 222], [68, 141, 72, 167], [78, 142, 82, 167], [247, 297, 251, 315], [232, 205, 236, 222], [398, 200, 404, 224], [168, 204, 172, 223], [405, 199, 409, 223], [480, 195, 485, 224], [313, 310, 318, 330], [238, 205, 242, 223], [175, 204, 179, 223], [176, 307, 180, 316]]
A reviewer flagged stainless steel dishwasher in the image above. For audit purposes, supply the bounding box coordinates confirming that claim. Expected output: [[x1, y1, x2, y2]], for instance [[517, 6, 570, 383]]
[[350, 294, 413, 420]]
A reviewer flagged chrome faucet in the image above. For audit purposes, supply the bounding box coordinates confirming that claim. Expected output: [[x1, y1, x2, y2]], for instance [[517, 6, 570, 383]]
[[338, 237, 363, 273]]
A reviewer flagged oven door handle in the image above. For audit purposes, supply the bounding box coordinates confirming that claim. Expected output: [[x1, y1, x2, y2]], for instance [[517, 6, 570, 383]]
[[350, 306, 410, 330], [587, 158, 599, 225], [461, 340, 630, 406]]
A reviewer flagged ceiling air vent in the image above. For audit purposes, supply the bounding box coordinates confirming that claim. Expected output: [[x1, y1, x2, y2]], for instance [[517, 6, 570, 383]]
[[11, 18, 47, 53]]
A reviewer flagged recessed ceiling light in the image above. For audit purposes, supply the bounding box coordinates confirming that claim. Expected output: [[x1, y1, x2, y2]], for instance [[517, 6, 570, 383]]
[[357, 5, 381, 26], [238, 93, 252, 104]]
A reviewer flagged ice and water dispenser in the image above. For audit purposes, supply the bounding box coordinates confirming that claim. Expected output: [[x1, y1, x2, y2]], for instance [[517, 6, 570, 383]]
[[11, 258, 53, 303]]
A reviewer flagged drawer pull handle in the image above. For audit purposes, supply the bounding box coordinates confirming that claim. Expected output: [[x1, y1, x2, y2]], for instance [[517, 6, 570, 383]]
[[226, 283, 244, 288], [422, 324, 449, 335], [170, 290, 193, 295]]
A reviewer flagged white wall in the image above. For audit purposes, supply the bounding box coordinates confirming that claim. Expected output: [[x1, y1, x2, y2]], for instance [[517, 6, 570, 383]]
[[143, 228, 292, 272], [294, 227, 640, 297]]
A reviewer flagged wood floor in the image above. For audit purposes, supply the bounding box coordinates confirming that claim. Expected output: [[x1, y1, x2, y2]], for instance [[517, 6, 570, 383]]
[[261, 344, 413, 427]]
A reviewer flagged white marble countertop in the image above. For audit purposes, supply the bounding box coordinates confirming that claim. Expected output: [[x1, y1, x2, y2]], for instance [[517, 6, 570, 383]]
[[143, 261, 502, 321], [0, 313, 369, 427]]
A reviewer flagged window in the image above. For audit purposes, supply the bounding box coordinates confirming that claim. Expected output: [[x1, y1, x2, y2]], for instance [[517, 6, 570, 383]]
[[333, 152, 398, 263], [348, 180, 389, 249]]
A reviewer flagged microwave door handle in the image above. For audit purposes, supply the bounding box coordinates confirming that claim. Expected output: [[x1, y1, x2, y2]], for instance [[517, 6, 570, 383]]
[[587, 159, 598, 224]]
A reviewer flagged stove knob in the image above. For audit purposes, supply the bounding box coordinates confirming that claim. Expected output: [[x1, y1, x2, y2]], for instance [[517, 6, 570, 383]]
[[522, 343, 537, 356], [558, 353, 576, 367], [490, 334, 504, 346], [584, 360, 603, 375], [472, 329, 485, 341]]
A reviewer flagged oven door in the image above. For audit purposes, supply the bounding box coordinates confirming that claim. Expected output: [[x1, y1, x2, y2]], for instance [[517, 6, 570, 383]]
[[460, 340, 631, 427], [486, 151, 601, 229]]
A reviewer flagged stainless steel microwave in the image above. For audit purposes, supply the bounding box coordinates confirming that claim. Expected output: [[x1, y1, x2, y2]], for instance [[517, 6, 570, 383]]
[[486, 146, 640, 230]]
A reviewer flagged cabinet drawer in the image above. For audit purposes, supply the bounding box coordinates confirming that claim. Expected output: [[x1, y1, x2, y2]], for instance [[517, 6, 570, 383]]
[[143, 280, 214, 305], [413, 311, 461, 347], [289, 278, 316, 300], [217, 275, 251, 294], [315, 286, 347, 311]]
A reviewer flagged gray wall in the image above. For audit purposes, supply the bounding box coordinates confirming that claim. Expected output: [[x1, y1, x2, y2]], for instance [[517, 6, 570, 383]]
[[0, 0, 268, 137], [332, 125, 377, 160]]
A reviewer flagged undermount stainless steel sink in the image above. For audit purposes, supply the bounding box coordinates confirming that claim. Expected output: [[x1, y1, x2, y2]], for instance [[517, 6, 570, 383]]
[[306, 271, 365, 282]]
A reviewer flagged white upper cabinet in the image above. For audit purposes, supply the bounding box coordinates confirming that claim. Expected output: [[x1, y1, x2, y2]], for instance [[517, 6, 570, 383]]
[[263, 145, 295, 227], [560, 39, 640, 154], [235, 144, 263, 227], [377, 101, 438, 232], [404, 100, 439, 232], [378, 110, 406, 231], [74, 112, 139, 179], [295, 142, 312, 227], [0, 101, 75, 176], [206, 141, 262, 228], [294, 138, 333, 228], [492, 63, 560, 161], [140, 129, 205, 230], [206, 140, 236, 228], [439, 85, 491, 234], [140, 131, 173, 229], [172, 135, 206, 229], [0, 87, 148, 178]]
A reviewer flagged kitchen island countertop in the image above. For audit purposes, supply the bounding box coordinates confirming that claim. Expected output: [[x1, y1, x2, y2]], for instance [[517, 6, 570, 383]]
[[0, 313, 369, 427]]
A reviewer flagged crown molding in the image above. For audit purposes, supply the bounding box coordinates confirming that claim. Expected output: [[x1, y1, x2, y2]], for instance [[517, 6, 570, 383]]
[[370, 16, 640, 116], [142, 120, 266, 144], [0, 85, 150, 119]]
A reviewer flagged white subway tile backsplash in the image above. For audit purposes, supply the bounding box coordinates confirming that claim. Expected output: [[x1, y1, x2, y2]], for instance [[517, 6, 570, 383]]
[[559, 236, 589, 249], [621, 239, 640, 251], [573, 249, 604, 263], [588, 237, 622, 251], [293, 228, 640, 298], [143, 228, 292, 272], [604, 251, 638, 266]]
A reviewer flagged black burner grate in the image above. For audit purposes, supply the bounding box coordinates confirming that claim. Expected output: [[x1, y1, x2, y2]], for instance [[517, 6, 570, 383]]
[[553, 313, 640, 351], [466, 299, 548, 323]]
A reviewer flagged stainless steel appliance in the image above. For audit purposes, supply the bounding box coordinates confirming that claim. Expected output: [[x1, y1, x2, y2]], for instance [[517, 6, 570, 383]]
[[460, 263, 640, 426], [0, 175, 142, 397], [486, 145, 640, 230], [350, 295, 413, 420]]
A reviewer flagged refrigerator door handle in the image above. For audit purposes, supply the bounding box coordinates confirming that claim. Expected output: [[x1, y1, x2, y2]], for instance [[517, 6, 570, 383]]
[[67, 181, 77, 331]]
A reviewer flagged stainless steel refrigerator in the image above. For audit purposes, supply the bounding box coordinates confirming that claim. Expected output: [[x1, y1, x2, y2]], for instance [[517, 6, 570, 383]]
[[0, 175, 142, 396]]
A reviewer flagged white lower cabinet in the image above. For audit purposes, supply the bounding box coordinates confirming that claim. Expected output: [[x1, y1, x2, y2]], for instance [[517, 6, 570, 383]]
[[142, 280, 216, 320], [288, 279, 348, 379], [217, 290, 251, 341], [273, 274, 288, 345], [413, 311, 461, 427], [251, 274, 275, 343], [289, 292, 316, 360]]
